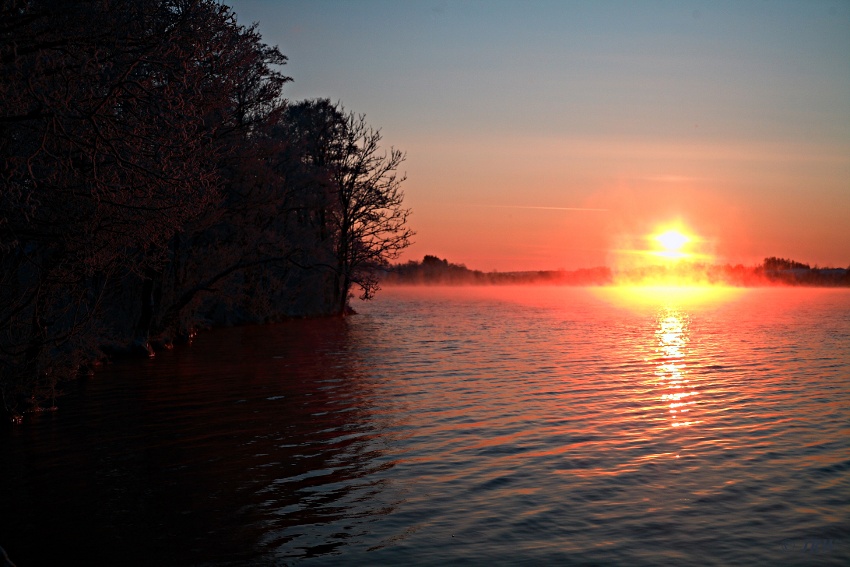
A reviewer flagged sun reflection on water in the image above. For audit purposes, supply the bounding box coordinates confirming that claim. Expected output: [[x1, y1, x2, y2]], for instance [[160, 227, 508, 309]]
[[589, 285, 743, 433], [655, 310, 701, 428]]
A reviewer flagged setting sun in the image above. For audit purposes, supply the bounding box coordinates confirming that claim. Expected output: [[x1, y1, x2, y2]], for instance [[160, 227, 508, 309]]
[[651, 228, 692, 260], [607, 222, 729, 289], [656, 230, 689, 254]]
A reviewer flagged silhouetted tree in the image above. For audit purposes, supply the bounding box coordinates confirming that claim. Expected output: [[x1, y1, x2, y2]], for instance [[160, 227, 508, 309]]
[[137, 4, 295, 343], [325, 106, 413, 313], [0, 2, 415, 420], [272, 100, 414, 314], [763, 257, 811, 271], [0, 0, 289, 419], [0, 0, 221, 416]]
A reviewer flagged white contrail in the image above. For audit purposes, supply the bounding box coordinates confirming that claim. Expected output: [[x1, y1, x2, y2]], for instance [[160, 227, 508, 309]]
[[471, 204, 608, 212]]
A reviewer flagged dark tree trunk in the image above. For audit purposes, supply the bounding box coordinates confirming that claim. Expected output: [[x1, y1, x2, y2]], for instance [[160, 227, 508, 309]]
[[133, 267, 159, 356]]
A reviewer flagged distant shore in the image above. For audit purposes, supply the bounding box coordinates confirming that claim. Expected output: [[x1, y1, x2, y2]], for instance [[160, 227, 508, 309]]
[[382, 255, 850, 287]]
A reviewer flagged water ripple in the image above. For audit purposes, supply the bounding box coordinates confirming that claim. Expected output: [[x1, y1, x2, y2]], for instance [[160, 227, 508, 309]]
[[2, 287, 849, 565]]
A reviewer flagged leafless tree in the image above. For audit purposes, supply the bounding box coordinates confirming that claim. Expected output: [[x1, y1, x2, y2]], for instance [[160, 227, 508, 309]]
[[327, 108, 414, 314], [276, 101, 414, 315]]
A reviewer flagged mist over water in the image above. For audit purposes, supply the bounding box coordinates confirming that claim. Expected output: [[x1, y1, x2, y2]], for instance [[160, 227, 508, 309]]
[[2, 286, 849, 565]]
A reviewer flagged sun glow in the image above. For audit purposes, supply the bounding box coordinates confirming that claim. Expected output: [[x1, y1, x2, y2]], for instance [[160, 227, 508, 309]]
[[602, 220, 742, 304], [654, 229, 689, 259], [610, 221, 714, 276], [645, 224, 701, 262]]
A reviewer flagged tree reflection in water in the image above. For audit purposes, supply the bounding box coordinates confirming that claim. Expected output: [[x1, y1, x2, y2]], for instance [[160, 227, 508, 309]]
[[0, 320, 402, 565]]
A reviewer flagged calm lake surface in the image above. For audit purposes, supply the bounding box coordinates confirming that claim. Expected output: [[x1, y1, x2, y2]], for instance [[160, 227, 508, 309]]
[[2, 286, 849, 565]]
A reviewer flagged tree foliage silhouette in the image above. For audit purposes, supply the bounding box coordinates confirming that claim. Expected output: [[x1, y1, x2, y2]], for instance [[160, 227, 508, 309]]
[[284, 101, 413, 313], [0, 2, 413, 421]]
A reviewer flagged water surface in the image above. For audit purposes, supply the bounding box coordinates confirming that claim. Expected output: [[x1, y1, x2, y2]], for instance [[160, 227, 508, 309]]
[[2, 286, 848, 565]]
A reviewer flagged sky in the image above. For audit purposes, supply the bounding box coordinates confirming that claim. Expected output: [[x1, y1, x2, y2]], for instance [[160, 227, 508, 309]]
[[229, 0, 850, 272]]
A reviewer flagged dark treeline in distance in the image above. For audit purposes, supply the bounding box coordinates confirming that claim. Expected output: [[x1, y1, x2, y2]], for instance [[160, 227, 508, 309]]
[[385, 255, 850, 287], [1, 0, 412, 422], [384, 255, 615, 285]]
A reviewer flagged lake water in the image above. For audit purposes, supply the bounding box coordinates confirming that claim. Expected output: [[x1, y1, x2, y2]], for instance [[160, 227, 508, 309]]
[[1, 286, 849, 565]]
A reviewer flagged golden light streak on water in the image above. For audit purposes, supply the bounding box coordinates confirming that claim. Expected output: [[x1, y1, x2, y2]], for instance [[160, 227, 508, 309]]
[[654, 310, 701, 429]]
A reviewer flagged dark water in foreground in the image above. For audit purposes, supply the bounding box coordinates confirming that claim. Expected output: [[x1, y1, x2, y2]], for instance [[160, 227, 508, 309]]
[[2, 286, 849, 565]]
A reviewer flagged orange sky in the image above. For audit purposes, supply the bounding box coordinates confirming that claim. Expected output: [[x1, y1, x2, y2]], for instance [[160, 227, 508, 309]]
[[232, 1, 850, 271], [401, 132, 849, 271]]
